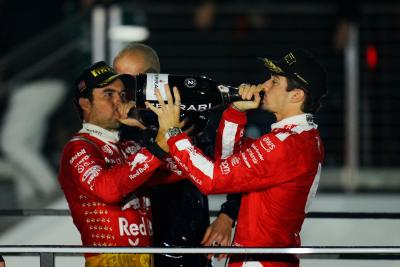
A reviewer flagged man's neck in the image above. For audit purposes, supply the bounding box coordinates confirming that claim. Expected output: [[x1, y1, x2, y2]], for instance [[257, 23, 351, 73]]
[[80, 122, 120, 143], [274, 110, 304, 122]]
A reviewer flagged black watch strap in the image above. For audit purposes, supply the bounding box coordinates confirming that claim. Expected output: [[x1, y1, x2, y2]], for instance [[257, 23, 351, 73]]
[[145, 140, 167, 160]]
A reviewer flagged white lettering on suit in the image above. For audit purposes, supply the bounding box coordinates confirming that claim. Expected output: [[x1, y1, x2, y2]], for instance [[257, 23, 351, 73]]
[[129, 153, 149, 171], [119, 217, 151, 246], [70, 149, 86, 165], [220, 160, 231, 175], [260, 137, 276, 152]]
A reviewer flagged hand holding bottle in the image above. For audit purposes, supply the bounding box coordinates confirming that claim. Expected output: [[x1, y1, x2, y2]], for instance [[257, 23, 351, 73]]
[[145, 84, 183, 148], [117, 101, 146, 129], [232, 83, 263, 112]]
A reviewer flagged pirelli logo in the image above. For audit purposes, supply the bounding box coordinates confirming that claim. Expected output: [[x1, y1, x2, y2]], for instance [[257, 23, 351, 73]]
[[90, 66, 112, 77]]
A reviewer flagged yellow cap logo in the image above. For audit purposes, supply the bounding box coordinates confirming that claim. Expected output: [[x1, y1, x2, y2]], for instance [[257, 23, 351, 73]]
[[90, 66, 112, 77], [263, 58, 283, 74]]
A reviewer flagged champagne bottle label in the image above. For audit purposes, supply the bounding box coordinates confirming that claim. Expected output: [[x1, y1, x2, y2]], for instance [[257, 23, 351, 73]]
[[145, 73, 169, 101]]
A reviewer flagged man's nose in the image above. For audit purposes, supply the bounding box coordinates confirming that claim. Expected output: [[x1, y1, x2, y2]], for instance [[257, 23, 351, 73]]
[[114, 94, 122, 105]]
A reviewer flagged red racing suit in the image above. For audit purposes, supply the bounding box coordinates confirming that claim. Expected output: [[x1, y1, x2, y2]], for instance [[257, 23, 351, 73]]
[[58, 123, 181, 258], [167, 106, 324, 267]]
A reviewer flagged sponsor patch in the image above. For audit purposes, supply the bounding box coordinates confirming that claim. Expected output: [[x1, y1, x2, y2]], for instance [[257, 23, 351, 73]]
[[260, 137, 276, 152], [74, 155, 90, 168], [70, 149, 86, 165], [129, 164, 150, 180], [164, 157, 183, 175], [119, 217, 149, 239], [240, 152, 251, 168], [82, 165, 102, 184], [129, 153, 150, 171], [220, 160, 231, 175], [251, 144, 264, 161], [189, 173, 202, 185], [105, 158, 122, 165], [246, 148, 258, 164], [77, 165, 85, 173], [230, 156, 240, 166], [173, 156, 189, 172], [102, 145, 113, 155], [124, 144, 140, 155]]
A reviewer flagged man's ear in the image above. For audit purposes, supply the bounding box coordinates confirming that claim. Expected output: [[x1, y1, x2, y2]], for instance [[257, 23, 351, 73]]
[[79, 98, 91, 113], [290, 88, 305, 103]]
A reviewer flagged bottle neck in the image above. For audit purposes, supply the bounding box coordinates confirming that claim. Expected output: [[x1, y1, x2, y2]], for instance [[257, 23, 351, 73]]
[[219, 84, 264, 104], [218, 84, 239, 104]]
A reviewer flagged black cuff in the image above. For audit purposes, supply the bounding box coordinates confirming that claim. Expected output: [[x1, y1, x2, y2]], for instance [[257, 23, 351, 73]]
[[218, 204, 239, 228], [145, 141, 167, 160], [218, 194, 242, 227], [0, 255, 4, 262]]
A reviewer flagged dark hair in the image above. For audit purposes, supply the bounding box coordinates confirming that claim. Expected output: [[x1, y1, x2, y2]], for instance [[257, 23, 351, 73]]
[[286, 77, 321, 114], [74, 87, 94, 122]]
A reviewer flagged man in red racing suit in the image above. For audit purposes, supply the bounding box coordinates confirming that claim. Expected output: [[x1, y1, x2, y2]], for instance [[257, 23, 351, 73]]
[[147, 49, 327, 267], [59, 61, 176, 267]]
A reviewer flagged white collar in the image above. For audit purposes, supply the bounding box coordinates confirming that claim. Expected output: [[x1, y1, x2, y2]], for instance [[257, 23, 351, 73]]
[[79, 123, 120, 143], [271, 113, 317, 130]]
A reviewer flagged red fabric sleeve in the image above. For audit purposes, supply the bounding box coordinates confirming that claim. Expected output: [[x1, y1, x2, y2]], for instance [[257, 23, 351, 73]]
[[215, 105, 248, 160], [145, 156, 187, 185], [167, 132, 287, 195], [61, 140, 161, 203]]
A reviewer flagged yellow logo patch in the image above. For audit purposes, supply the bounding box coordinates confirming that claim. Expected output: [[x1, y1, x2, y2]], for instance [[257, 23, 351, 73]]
[[263, 59, 284, 74], [90, 66, 113, 77]]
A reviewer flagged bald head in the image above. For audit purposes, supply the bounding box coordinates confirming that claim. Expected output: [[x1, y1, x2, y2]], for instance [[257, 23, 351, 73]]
[[113, 43, 160, 75]]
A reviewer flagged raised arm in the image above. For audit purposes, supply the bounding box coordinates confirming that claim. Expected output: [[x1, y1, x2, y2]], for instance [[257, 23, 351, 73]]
[[166, 131, 287, 194], [60, 140, 162, 203], [144, 84, 273, 194]]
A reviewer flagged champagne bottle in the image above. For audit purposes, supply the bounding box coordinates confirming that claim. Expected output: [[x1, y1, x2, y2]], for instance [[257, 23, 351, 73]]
[[124, 73, 263, 128], [127, 73, 248, 111]]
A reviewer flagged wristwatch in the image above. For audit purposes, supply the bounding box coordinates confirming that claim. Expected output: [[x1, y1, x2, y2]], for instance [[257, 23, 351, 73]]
[[165, 127, 183, 141]]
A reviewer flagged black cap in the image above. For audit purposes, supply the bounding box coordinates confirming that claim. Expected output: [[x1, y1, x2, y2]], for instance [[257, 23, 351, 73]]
[[74, 61, 128, 100], [260, 49, 327, 100]]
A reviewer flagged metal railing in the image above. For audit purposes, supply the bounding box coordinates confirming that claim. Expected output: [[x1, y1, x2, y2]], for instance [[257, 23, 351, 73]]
[[1, 209, 400, 266], [2, 209, 400, 219], [1, 246, 400, 267]]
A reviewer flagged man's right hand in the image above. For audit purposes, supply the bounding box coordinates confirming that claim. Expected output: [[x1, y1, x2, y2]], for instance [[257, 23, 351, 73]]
[[118, 101, 146, 129], [146, 85, 182, 152], [201, 213, 234, 260], [232, 83, 263, 111]]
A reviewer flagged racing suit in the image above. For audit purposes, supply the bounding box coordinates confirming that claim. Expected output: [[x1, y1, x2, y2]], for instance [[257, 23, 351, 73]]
[[166, 106, 324, 267], [59, 123, 176, 266]]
